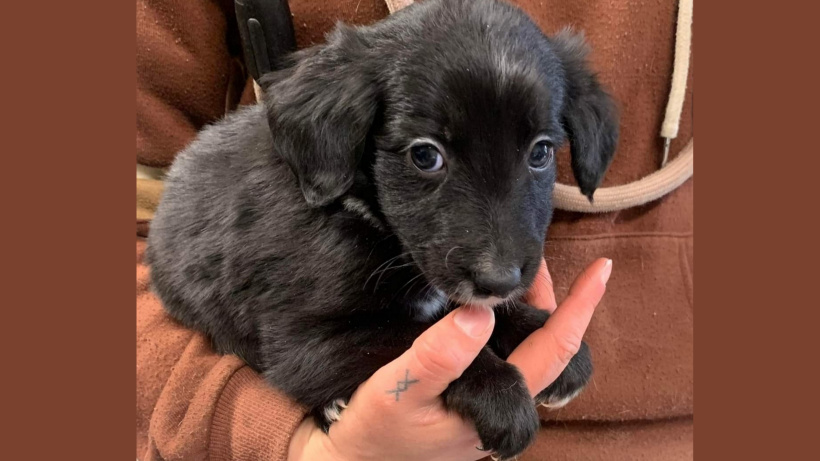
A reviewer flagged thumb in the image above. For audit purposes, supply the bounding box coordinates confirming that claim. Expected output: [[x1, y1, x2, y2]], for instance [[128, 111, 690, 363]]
[[365, 305, 494, 407]]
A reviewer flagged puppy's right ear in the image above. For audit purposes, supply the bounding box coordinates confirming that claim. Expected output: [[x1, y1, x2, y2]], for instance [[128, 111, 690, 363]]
[[259, 25, 377, 207]]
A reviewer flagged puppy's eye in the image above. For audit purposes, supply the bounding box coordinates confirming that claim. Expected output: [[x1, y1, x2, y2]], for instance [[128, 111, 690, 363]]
[[529, 141, 554, 170], [410, 144, 445, 173]]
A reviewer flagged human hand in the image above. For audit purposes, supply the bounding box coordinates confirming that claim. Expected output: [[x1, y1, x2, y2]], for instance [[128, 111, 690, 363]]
[[288, 258, 612, 461]]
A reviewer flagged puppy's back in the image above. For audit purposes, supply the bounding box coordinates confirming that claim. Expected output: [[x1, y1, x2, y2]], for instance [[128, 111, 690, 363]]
[[147, 104, 304, 366]]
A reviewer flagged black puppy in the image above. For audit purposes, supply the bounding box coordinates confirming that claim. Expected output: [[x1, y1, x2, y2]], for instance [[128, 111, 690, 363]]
[[147, 0, 618, 457]]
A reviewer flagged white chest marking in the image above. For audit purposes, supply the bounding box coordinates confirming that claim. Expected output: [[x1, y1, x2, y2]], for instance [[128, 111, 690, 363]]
[[414, 289, 448, 321], [323, 398, 348, 424]]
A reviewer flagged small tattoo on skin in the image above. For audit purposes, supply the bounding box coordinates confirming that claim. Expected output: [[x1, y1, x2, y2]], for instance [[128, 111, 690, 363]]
[[386, 369, 419, 401]]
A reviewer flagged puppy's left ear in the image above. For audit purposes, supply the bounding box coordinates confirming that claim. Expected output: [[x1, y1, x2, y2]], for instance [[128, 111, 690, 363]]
[[551, 29, 620, 201], [260, 25, 377, 207]]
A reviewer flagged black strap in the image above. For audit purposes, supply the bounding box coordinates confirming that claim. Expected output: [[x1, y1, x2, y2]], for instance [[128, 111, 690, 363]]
[[235, 0, 297, 81]]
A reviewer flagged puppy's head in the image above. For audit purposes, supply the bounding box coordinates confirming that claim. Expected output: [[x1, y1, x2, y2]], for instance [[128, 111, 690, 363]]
[[261, 0, 618, 306]]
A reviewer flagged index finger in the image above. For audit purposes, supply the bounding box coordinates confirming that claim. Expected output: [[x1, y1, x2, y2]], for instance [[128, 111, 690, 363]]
[[509, 258, 611, 396], [524, 257, 557, 313]]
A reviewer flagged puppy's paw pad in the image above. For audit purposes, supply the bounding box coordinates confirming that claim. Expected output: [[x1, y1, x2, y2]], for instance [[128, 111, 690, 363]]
[[539, 388, 583, 410], [322, 398, 348, 424], [478, 446, 519, 461], [535, 341, 592, 409], [488, 452, 520, 461]]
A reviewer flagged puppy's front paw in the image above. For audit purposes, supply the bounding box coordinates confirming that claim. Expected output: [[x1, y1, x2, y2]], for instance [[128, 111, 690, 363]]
[[535, 341, 592, 409], [312, 398, 349, 433], [445, 363, 539, 460]]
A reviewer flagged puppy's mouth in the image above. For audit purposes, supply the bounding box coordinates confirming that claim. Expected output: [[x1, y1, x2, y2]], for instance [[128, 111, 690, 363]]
[[457, 294, 507, 308], [408, 251, 527, 311], [449, 281, 526, 308], [412, 277, 524, 322]]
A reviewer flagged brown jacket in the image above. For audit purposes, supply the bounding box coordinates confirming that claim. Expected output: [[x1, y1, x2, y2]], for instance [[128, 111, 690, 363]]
[[136, 0, 693, 459]]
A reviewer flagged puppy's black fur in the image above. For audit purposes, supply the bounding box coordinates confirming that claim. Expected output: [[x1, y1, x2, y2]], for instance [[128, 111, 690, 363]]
[[147, 0, 618, 457]]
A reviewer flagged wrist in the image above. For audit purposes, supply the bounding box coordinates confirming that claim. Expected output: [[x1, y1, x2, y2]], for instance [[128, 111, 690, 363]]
[[288, 418, 345, 461]]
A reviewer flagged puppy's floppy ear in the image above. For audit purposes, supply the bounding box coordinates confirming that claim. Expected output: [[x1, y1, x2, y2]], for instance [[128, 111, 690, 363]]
[[260, 24, 377, 207], [551, 29, 619, 201]]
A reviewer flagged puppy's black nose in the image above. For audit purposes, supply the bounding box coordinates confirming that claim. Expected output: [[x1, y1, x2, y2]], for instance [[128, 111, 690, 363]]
[[473, 266, 521, 298]]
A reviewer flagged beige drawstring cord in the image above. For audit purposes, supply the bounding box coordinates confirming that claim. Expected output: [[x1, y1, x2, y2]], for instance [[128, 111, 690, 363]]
[[553, 139, 692, 212], [254, 80, 264, 101], [385, 0, 414, 13], [661, 0, 693, 166]]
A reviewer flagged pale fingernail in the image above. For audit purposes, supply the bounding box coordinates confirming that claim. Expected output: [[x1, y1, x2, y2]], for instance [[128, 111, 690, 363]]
[[454, 306, 494, 337], [601, 259, 613, 285]]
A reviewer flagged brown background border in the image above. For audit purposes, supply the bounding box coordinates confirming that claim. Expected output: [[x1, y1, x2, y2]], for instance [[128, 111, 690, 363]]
[[2, 1, 135, 458], [1, 0, 813, 459]]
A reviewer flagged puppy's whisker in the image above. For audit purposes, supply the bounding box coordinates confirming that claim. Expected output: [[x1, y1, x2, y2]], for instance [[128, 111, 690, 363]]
[[444, 246, 462, 271], [502, 298, 515, 314], [363, 258, 399, 290], [402, 275, 427, 299], [364, 234, 396, 265], [399, 272, 426, 295], [542, 254, 566, 262], [417, 282, 435, 308], [401, 259, 439, 297], [419, 282, 435, 303], [363, 252, 410, 290], [373, 261, 416, 291]]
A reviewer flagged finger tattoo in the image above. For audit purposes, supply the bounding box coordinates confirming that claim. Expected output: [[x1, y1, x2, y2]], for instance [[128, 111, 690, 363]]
[[385, 369, 420, 401]]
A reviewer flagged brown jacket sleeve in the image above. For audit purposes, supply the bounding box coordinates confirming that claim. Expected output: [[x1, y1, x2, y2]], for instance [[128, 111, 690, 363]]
[[137, 239, 306, 461]]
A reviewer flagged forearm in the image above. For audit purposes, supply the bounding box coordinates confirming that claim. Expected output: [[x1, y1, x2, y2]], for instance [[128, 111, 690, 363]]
[[138, 238, 307, 460]]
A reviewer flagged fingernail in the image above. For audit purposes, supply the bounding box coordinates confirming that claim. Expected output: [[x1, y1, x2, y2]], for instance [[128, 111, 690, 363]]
[[601, 259, 613, 285], [454, 306, 494, 337]]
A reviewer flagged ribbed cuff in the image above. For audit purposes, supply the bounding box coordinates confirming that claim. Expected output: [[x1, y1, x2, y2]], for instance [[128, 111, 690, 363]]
[[210, 367, 307, 461]]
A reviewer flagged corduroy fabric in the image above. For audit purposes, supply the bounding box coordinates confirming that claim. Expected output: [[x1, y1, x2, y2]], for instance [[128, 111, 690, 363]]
[[210, 368, 307, 461], [136, 0, 244, 168], [137, 238, 307, 461]]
